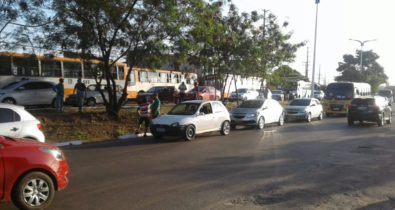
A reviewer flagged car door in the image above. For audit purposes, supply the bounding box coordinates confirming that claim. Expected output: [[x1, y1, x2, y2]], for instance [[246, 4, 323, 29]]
[[271, 100, 283, 122], [36, 82, 55, 105], [195, 102, 215, 132], [0, 108, 22, 138], [311, 99, 321, 118], [13, 82, 38, 105], [261, 100, 274, 123], [0, 140, 4, 199]]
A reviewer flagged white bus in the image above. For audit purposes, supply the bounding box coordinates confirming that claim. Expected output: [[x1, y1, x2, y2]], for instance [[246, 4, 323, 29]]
[[203, 74, 262, 98], [288, 80, 313, 99]]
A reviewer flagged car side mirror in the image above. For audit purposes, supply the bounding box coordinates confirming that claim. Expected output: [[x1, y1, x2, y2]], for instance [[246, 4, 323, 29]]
[[311, 104, 316, 107]]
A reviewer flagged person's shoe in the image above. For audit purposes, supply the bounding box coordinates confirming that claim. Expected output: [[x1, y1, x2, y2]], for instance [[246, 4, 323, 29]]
[[143, 133, 147, 137]]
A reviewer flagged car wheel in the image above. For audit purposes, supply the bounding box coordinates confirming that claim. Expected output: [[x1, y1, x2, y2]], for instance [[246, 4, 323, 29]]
[[347, 117, 354, 126], [12, 172, 55, 210], [220, 120, 230, 135], [184, 125, 195, 141], [257, 117, 265, 129], [306, 113, 312, 123], [387, 112, 392, 124], [318, 112, 323, 121], [86, 98, 96, 107], [277, 113, 284, 126], [2, 97, 16, 104], [378, 113, 384, 127]]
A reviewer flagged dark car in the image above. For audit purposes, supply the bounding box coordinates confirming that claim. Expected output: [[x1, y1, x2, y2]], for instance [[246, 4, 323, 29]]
[[137, 86, 177, 103], [347, 96, 392, 126]]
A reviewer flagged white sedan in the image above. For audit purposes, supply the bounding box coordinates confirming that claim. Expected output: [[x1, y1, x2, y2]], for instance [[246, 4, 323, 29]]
[[150, 100, 231, 141], [0, 103, 45, 142], [284, 98, 324, 122]]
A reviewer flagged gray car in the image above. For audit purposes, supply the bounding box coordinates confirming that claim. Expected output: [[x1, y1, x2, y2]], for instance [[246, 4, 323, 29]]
[[65, 84, 123, 106], [0, 80, 56, 106]]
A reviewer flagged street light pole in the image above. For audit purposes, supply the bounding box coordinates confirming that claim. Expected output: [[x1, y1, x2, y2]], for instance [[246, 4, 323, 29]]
[[311, 0, 319, 98], [349, 39, 376, 71]]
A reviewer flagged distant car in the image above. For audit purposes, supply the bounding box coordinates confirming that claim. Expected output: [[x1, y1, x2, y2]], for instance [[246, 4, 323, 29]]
[[229, 88, 259, 101], [0, 103, 45, 142], [183, 86, 221, 101], [271, 90, 285, 101], [0, 135, 69, 210], [138, 86, 178, 103], [347, 96, 392, 126], [285, 98, 324, 122], [377, 89, 393, 105], [314, 90, 325, 100], [65, 84, 123, 106], [150, 100, 231, 141], [0, 80, 56, 106], [230, 99, 284, 129]]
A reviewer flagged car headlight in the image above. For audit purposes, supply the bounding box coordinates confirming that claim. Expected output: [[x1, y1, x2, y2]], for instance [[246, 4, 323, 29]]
[[170, 122, 180, 127], [39, 147, 65, 160], [246, 113, 257, 118]]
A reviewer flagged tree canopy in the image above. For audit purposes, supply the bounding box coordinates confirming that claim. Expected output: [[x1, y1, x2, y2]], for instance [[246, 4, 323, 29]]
[[336, 50, 387, 93]]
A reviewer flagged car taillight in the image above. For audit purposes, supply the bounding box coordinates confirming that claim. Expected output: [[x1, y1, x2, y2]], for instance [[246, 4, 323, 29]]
[[37, 123, 43, 131]]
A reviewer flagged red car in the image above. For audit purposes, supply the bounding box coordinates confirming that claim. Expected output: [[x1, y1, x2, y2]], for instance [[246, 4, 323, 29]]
[[181, 86, 221, 101], [0, 135, 69, 210]]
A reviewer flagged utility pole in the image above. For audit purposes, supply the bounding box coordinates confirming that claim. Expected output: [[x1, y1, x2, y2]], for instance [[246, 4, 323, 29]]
[[261, 9, 268, 90], [305, 47, 309, 80], [311, 0, 320, 98], [318, 65, 321, 85]]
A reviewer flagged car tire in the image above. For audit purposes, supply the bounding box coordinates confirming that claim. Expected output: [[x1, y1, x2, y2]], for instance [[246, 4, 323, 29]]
[[318, 112, 323, 121], [387, 112, 392, 124], [220, 120, 230, 135], [277, 113, 284, 126], [347, 117, 354, 126], [378, 113, 384, 127], [257, 117, 265, 129], [12, 171, 55, 210], [306, 113, 312, 123], [2, 97, 16, 105], [184, 125, 195, 141], [86, 98, 96, 107]]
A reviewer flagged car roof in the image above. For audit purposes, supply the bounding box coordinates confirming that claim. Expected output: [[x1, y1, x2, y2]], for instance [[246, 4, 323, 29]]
[[0, 103, 25, 110], [182, 100, 205, 104]]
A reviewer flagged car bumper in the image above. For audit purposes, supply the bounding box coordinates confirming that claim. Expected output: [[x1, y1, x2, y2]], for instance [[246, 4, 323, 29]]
[[230, 116, 258, 125], [150, 124, 187, 136], [55, 160, 69, 191], [285, 113, 308, 120], [348, 112, 380, 122]]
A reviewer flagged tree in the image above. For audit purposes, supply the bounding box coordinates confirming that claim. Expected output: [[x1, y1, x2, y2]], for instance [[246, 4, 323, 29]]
[[269, 65, 303, 89], [48, 0, 204, 118], [336, 50, 387, 93]]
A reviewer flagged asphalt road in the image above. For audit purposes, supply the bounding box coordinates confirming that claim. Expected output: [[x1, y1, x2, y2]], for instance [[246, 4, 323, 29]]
[[2, 115, 395, 210]]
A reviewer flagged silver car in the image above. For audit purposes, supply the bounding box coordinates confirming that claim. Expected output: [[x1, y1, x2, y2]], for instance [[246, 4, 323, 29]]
[[65, 84, 123, 106], [230, 99, 284, 129], [0, 80, 56, 106]]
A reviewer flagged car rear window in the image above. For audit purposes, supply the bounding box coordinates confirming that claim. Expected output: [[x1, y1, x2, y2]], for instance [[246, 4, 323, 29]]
[[238, 100, 264, 108], [351, 98, 375, 105], [0, 108, 21, 123]]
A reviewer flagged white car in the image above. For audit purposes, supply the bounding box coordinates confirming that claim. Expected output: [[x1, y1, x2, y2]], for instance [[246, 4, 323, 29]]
[[150, 100, 231, 141], [229, 88, 259, 101], [284, 98, 324, 122], [0, 103, 45, 142], [313, 90, 325, 100], [230, 99, 284, 129]]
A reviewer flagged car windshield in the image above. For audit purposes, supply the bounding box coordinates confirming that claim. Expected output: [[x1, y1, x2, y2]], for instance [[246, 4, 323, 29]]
[[236, 89, 248, 93], [272, 90, 282, 94], [378, 90, 392, 97], [238, 100, 264, 108], [325, 83, 354, 99], [1, 81, 20, 89], [87, 85, 98, 91], [147, 87, 157, 93], [168, 103, 200, 115], [351, 98, 375, 106], [290, 99, 311, 106]]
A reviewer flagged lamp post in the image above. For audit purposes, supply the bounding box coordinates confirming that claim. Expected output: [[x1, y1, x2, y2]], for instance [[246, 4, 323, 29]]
[[311, 0, 319, 98], [349, 39, 376, 70]]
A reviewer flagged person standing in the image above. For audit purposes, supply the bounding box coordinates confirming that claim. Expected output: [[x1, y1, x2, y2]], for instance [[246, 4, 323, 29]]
[[53, 78, 65, 113], [73, 78, 87, 112], [178, 81, 187, 103], [150, 93, 161, 119], [136, 97, 151, 137], [193, 82, 199, 100]]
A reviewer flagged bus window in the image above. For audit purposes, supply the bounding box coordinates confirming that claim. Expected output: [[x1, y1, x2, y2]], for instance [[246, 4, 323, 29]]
[[171, 73, 177, 83], [41, 59, 61, 77], [128, 70, 135, 86], [63, 62, 82, 78], [110, 66, 118, 80], [13, 57, 40, 76], [0, 55, 12, 75], [84, 62, 100, 79], [160, 73, 167, 83], [139, 71, 148, 83], [117, 66, 124, 80], [148, 72, 158, 83]]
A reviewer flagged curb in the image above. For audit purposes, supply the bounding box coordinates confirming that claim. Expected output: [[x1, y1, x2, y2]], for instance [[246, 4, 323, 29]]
[[54, 140, 82, 147], [118, 133, 152, 140]]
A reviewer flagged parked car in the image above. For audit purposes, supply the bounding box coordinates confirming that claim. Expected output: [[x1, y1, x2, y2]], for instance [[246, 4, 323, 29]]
[[150, 100, 230, 141], [377, 89, 393, 106], [0, 103, 45, 142], [285, 98, 324, 122], [347, 96, 392, 126], [183, 86, 221, 101], [230, 99, 284, 129], [0, 135, 69, 210], [271, 90, 285, 101], [314, 90, 325, 100], [138, 86, 178, 103], [65, 84, 123, 106], [0, 80, 56, 106], [229, 88, 259, 101]]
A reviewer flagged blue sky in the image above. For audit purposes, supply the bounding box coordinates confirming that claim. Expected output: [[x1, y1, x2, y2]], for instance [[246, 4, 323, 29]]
[[232, 0, 395, 85]]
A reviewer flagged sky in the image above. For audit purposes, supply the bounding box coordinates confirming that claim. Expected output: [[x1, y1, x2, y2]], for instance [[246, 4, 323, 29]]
[[232, 0, 395, 86]]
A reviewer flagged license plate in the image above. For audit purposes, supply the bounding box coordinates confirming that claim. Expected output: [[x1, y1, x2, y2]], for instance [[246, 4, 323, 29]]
[[156, 128, 165, 132], [357, 107, 367, 110], [332, 107, 340, 111]]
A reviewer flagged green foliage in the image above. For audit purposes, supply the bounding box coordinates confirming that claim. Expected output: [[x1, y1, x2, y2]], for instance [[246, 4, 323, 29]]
[[269, 65, 303, 89], [336, 50, 387, 93]]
